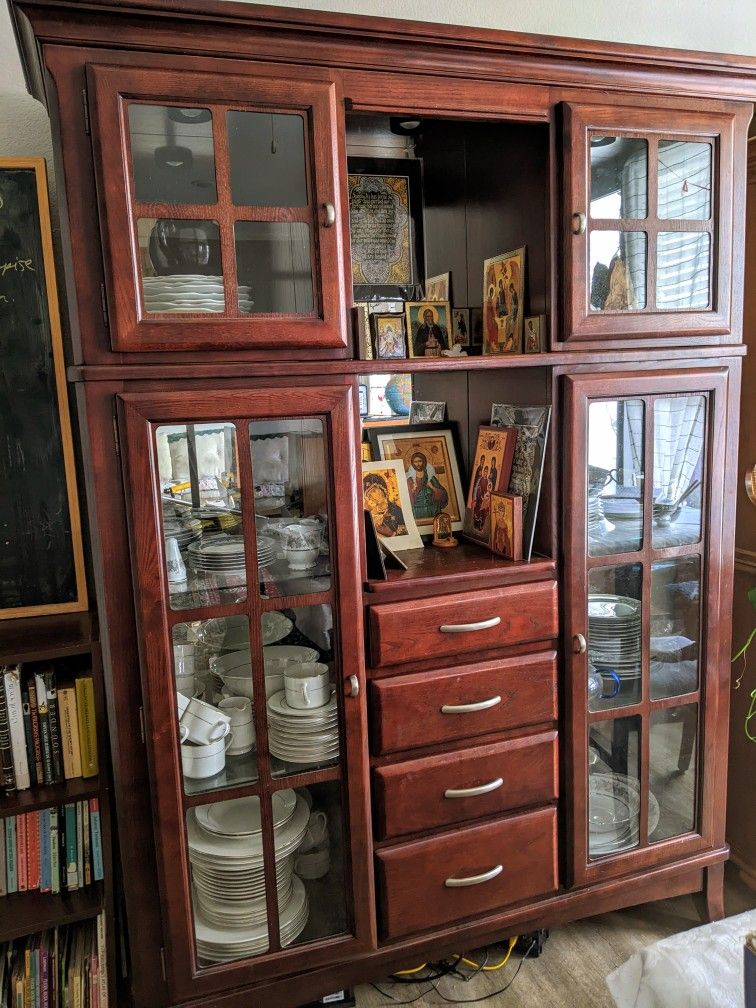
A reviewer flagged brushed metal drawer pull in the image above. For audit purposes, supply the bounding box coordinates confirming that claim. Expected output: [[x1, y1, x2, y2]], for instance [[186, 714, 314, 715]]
[[439, 616, 501, 634], [441, 696, 501, 715], [445, 864, 503, 888], [444, 777, 504, 799]]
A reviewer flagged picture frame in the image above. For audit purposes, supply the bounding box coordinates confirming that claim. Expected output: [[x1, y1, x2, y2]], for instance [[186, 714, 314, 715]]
[[463, 424, 519, 545], [362, 460, 424, 551], [348, 156, 425, 302], [409, 401, 446, 424], [353, 302, 373, 360], [425, 272, 450, 302], [490, 404, 552, 561], [451, 308, 470, 348], [470, 307, 484, 350], [482, 246, 526, 356], [367, 423, 466, 533], [524, 314, 545, 354], [372, 313, 407, 360], [405, 300, 452, 358], [490, 493, 523, 561]]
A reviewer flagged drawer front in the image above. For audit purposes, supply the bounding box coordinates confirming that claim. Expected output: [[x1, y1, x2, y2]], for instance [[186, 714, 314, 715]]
[[368, 580, 558, 669], [370, 650, 558, 755], [376, 807, 558, 940], [374, 731, 558, 840]]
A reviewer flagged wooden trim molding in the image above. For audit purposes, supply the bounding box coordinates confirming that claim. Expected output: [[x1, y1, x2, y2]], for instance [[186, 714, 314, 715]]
[[735, 548, 756, 574]]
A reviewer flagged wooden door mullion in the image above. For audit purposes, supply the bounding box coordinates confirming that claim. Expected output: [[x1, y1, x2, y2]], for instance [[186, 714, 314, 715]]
[[210, 103, 242, 321], [637, 394, 654, 848]]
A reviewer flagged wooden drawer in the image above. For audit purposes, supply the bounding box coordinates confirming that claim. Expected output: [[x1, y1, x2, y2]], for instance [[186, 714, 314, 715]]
[[368, 580, 558, 669], [370, 650, 557, 755], [376, 806, 558, 940], [373, 731, 558, 840]]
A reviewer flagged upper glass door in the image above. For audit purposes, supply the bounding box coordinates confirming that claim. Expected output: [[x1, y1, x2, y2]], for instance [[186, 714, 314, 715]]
[[88, 63, 349, 353], [562, 102, 738, 345]]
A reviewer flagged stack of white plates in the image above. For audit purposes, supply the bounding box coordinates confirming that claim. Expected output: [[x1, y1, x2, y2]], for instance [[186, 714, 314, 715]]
[[267, 690, 340, 766], [587, 495, 604, 532], [588, 773, 660, 856], [142, 275, 254, 314], [588, 594, 642, 680], [163, 515, 203, 548], [189, 536, 247, 576], [262, 612, 293, 646], [256, 535, 276, 569], [188, 791, 310, 962]]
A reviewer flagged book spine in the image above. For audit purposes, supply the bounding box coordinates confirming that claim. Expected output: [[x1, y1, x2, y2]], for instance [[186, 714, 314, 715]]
[[96, 914, 108, 1008], [58, 691, 82, 780], [64, 804, 78, 892], [74, 680, 98, 779], [39, 809, 51, 894], [0, 676, 18, 795], [26, 678, 44, 788], [21, 689, 37, 789], [34, 675, 54, 787], [26, 812, 40, 892], [31, 945, 38, 1008], [4, 670, 29, 791], [24, 946, 31, 1008], [16, 814, 27, 893], [39, 939, 49, 1008], [43, 672, 63, 783], [76, 803, 83, 891], [0, 814, 6, 896], [82, 801, 91, 887], [89, 800, 103, 883], [50, 811, 60, 895], [5, 817, 17, 893]]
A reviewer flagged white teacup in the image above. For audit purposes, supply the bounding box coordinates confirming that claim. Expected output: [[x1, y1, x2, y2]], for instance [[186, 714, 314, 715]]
[[284, 663, 330, 709], [218, 696, 251, 723], [219, 697, 255, 755], [181, 735, 232, 779], [300, 810, 328, 852], [284, 523, 321, 571], [180, 696, 231, 745], [165, 536, 187, 584], [295, 846, 330, 879]]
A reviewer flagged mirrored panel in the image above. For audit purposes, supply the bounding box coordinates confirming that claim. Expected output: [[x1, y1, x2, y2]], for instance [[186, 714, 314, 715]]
[[588, 715, 641, 859], [128, 104, 217, 205], [156, 422, 247, 610], [658, 140, 712, 221], [588, 563, 643, 710], [651, 557, 700, 701], [589, 231, 647, 311], [656, 232, 711, 310], [588, 399, 645, 557], [590, 136, 648, 220], [227, 111, 308, 208], [138, 219, 224, 313], [649, 703, 698, 841], [652, 395, 706, 548], [234, 221, 314, 314], [251, 419, 331, 598], [274, 781, 348, 948]]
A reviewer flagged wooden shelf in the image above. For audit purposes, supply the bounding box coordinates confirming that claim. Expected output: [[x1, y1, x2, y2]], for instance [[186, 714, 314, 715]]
[[0, 777, 102, 818], [0, 885, 103, 944], [0, 612, 94, 664]]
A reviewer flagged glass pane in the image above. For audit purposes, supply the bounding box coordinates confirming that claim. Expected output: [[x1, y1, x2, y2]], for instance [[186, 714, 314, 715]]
[[590, 231, 647, 311], [588, 399, 645, 557], [187, 795, 270, 965], [128, 104, 217, 204], [652, 395, 706, 548], [656, 231, 710, 310], [588, 716, 641, 858], [649, 703, 698, 840], [157, 422, 247, 610], [261, 605, 340, 779], [174, 619, 259, 796], [138, 219, 224, 313], [251, 419, 331, 598], [227, 111, 308, 208], [275, 781, 348, 947], [651, 557, 700, 700], [590, 136, 647, 219], [658, 141, 712, 221], [234, 221, 314, 314], [588, 564, 642, 710]]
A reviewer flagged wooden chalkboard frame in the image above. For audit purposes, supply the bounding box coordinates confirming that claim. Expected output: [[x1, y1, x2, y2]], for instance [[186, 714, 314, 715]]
[[0, 158, 87, 619]]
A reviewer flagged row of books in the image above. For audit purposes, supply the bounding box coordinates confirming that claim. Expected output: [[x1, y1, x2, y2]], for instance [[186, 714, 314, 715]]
[[0, 802, 104, 897], [0, 667, 98, 796], [0, 914, 108, 1008]]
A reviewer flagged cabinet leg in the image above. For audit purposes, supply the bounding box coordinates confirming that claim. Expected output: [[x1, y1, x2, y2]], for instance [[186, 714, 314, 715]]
[[701, 862, 725, 922]]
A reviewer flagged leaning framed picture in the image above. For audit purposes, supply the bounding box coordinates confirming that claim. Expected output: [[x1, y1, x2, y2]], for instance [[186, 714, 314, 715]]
[[405, 301, 451, 357], [368, 423, 466, 534], [362, 460, 424, 551], [348, 157, 425, 302], [463, 424, 518, 545], [425, 272, 450, 302], [372, 313, 407, 359], [483, 246, 526, 356], [490, 492, 523, 561]]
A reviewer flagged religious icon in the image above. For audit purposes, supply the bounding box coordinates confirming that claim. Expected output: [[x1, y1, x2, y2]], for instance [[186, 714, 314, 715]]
[[489, 492, 523, 561], [482, 247, 526, 355], [405, 301, 451, 358], [432, 511, 458, 549]]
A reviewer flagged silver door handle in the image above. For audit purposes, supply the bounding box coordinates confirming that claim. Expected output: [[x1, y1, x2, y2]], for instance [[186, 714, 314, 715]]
[[439, 616, 500, 634], [441, 696, 501, 715], [445, 864, 503, 888], [322, 202, 336, 227], [573, 633, 587, 654], [347, 674, 360, 698], [444, 778, 503, 799]]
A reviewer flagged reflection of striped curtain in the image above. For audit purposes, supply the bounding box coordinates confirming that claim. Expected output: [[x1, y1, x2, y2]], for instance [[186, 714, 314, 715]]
[[621, 154, 649, 308], [653, 397, 706, 504]]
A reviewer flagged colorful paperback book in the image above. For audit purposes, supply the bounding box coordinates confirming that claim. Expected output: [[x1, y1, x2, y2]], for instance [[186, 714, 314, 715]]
[[58, 688, 82, 780], [65, 804, 78, 891], [26, 811, 40, 892], [40, 808, 52, 893], [16, 814, 27, 892], [0, 817, 6, 896], [35, 673, 55, 786], [50, 811, 60, 895], [83, 800, 91, 887], [89, 799, 103, 883], [75, 679, 98, 779], [44, 671, 63, 782], [26, 676, 44, 787], [5, 816, 17, 893], [0, 677, 17, 795], [76, 802, 84, 890], [20, 688, 37, 788], [3, 668, 30, 791], [96, 914, 108, 1008]]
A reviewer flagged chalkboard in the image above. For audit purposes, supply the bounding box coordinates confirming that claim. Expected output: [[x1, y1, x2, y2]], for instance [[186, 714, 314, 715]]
[[0, 159, 87, 618]]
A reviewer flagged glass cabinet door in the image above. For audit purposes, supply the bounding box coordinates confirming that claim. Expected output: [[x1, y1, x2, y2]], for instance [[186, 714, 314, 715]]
[[564, 368, 730, 887], [562, 102, 739, 344], [117, 384, 372, 1002], [88, 63, 349, 353]]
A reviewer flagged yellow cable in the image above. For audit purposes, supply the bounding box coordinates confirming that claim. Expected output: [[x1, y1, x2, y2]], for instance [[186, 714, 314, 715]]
[[393, 963, 429, 975], [459, 936, 518, 971]]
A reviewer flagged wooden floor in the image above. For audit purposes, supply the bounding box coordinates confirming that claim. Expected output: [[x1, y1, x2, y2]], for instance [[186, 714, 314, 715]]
[[354, 865, 755, 1007]]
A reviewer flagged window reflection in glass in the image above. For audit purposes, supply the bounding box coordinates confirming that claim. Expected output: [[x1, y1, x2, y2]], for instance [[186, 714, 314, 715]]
[[588, 716, 641, 858], [652, 395, 706, 547], [589, 232, 647, 311], [234, 221, 314, 314], [588, 399, 645, 557], [590, 136, 648, 220], [656, 232, 711, 310], [658, 140, 711, 221], [128, 104, 217, 204], [227, 111, 308, 208], [651, 557, 700, 700], [649, 703, 698, 841]]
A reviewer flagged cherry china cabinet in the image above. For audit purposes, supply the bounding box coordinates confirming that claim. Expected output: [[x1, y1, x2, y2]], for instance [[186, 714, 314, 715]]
[[9, 1, 755, 1005]]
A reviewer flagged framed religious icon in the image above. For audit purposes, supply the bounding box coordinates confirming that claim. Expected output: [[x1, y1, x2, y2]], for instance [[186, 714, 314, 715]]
[[353, 302, 373, 360], [409, 400, 445, 424], [368, 423, 466, 534], [405, 300, 451, 358], [425, 272, 450, 302], [489, 493, 523, 561], [463, 424, 518, 545], [524, 314, 545, 354], [348, 157, 425, 301], [362, 460, 423, 551], [451, 308, 470, 348], [372, 313, 407, 359], [482, 246, 526, 356]]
